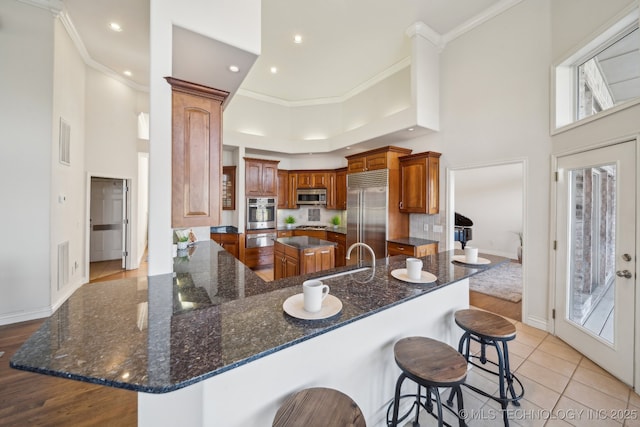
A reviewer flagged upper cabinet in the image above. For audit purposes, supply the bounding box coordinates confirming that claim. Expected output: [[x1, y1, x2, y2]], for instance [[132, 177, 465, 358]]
[[398, 151, 441, 214], [297, 171, 328, 188], [277, 170, 289, 209], [245, 158, 279, 197], [326, 168, 347, 210], [166, 77, 229, 228], [346, 146, 412, 174]]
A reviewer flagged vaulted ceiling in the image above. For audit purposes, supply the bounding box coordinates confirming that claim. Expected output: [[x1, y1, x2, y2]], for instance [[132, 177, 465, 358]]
[[62, 0, 511, 102]]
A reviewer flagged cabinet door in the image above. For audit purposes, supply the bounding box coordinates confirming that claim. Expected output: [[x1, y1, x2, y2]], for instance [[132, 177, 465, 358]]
[[415, 243, 438, 257], [169, 81, 226, 227], [311, 172, 328, 188], [365, 152, 388, 171], [326, 172, 337, 209], [335, 169, 347, 210], [301, 249, 317, 274], [284, 255, 299, 278], [261, 162, 278, 196], [274, 244, 285, 280], [222, 166, 236, 210], [399, 158, 426, 213], [297, 173, 313, 188], [245, 160, 264, 196], [288, 173, 298, 208], [277, 170, 289, 209], [318, 247, 334, 271], [347, 156, 366, 173]]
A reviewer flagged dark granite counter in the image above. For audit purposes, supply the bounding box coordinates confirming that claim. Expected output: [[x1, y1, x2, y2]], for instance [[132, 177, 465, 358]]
[[277, 226, 347, 235], [11, 241, 507, 394], [387, 236, 439, 246], [210, 225, 239, 234], [275, 235, 337, 249]]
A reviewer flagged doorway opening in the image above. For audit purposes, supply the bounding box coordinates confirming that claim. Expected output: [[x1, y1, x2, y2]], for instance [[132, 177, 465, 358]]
[[89, 176, 130, 282], [447, 161, 526, 322]]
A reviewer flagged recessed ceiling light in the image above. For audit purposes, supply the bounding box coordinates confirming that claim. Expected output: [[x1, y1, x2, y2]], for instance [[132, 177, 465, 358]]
[[270, 66, 278, 74], [346, 147, 351, 150], [229, 65, 239, 73], [407, 128, 415, 131], [123, 70, 132, 77], [109, 22, 123, 32], [294, 34, 303, 44]]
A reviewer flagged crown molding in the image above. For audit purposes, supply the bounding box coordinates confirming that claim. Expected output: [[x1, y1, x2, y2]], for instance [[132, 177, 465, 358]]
[[237, 56, 411, 108], [405, 21, 445, 52], [442, 0, 524, 44], [58, 10, 149, 93], [17, 0, 63, 15]]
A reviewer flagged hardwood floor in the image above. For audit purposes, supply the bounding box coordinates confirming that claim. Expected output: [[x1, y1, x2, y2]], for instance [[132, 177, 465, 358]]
[[470, 289, 522, 322], [0, 257, 146, 427]]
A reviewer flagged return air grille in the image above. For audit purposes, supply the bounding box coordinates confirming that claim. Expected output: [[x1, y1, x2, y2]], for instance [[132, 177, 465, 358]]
[[347, 169, 388, 189], [58, 241, 69, 290]]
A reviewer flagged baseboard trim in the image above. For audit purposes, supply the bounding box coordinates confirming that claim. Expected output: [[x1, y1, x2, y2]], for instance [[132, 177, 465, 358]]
[[0, 307, 52, 326], [524, 314, 549, 332]]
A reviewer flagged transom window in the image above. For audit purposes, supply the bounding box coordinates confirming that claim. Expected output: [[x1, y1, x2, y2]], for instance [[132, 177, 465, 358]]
[[553, 7, 640, 130]]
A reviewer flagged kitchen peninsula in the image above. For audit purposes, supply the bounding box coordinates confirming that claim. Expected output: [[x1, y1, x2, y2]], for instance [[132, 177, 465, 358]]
[[11, 241, 508, 426]]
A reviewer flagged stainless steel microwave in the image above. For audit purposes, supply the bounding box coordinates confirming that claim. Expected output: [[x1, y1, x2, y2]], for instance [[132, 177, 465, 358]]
[[296, 188, 327, 205]]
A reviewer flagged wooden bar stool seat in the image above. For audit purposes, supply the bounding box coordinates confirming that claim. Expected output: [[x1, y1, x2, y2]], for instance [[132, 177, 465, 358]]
[[447, 309, 524, 426], [388, 336, 467, 427], [273, 387, 366, 427]]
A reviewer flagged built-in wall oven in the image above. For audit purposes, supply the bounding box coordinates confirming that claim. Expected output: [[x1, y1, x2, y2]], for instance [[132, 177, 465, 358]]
[[246, 197, 276, 230], [245, 231, 277, 248]]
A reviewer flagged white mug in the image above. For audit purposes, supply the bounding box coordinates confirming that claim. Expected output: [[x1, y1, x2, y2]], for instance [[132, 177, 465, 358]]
[[406, 258, 423, 280], [464, 246, 478, 263], [303, 280, 330, 313]]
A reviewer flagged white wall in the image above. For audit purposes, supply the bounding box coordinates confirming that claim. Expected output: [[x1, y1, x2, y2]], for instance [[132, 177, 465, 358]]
[[148, 0, 262, 275], [50, 18, 87, 306], [0, 2, 54, 323], [454, 164, 524, 259], [85, 68, 144, 269], [399, 0, 553, 329]]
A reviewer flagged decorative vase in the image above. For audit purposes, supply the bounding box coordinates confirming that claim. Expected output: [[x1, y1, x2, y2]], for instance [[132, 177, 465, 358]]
[[177, 240, 189, 250]]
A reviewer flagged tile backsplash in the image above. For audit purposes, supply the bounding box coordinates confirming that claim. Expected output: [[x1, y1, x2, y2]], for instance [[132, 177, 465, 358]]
[[278, 207, 346, 227]]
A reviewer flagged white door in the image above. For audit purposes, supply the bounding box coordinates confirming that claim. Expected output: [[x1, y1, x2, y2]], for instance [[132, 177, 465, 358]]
[[555, 140, 636, 385], [90, 178, 126, 263]]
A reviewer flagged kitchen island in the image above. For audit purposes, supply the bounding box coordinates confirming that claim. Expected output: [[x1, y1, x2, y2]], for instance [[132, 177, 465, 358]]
[[274, 235, 336, 279], [11, 241, 509, 426]]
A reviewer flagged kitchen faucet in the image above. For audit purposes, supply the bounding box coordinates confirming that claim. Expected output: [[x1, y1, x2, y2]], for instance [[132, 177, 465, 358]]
[[345, 242, 376, 270]]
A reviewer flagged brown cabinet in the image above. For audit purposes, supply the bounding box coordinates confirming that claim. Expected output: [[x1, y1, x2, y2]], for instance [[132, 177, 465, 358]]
[[288, 173, 298, 208], [274, 241, 335, 280], [277, 230, 294, 238], [222, 166, 236, 210], [334, 168, 347, 210], [387, 241, 438, 258], [211, 233, 240, 259], [398, 151, 441, 214], [166, 77, 229, 227], [274, 242, 299, 280], [277, 170, 289, 209], [244, 246, 274, 269], [245, 157, 279, 197], [326, 231, 347, 267], [296, 171, 328, 188], [346, 147, 411, 174]]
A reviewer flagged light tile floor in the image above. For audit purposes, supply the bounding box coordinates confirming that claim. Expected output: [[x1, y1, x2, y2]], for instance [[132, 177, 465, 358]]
[[402, 316, 639, 427]]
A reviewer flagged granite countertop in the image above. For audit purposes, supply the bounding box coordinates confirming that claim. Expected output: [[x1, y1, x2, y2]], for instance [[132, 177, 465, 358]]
[[277, 226, 347, 235], [210, 225, 239, 234], [387, 236, 439, 246], [11, 242, 508, 394], [275, 236, 337, 249]]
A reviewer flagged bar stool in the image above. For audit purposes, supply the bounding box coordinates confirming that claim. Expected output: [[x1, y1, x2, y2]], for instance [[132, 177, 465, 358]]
[[388, 336, 467, 427], [272, 387, 366, 427], [447, 309, 524, 426]]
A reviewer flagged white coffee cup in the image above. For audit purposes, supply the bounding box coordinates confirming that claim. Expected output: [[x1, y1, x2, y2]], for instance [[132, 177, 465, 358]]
[[406, 258, 423, 280], [302, 280, 330, 313], [464, 246, 478, 263]]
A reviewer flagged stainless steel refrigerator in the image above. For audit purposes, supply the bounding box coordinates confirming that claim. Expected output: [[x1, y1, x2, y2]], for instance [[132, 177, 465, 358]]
[[346, 169, 389, 266]]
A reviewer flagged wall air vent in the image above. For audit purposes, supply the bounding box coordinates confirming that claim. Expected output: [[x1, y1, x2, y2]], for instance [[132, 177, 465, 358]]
[[59, 117, 71, 165], [58, 241, 69, 290]]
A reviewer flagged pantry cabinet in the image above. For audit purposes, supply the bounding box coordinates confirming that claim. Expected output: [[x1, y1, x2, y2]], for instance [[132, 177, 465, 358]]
[[166, 77, 229, 228]]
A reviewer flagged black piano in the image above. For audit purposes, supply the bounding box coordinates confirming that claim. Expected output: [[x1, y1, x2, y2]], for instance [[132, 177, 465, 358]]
[[454, 212, 473, 249]]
